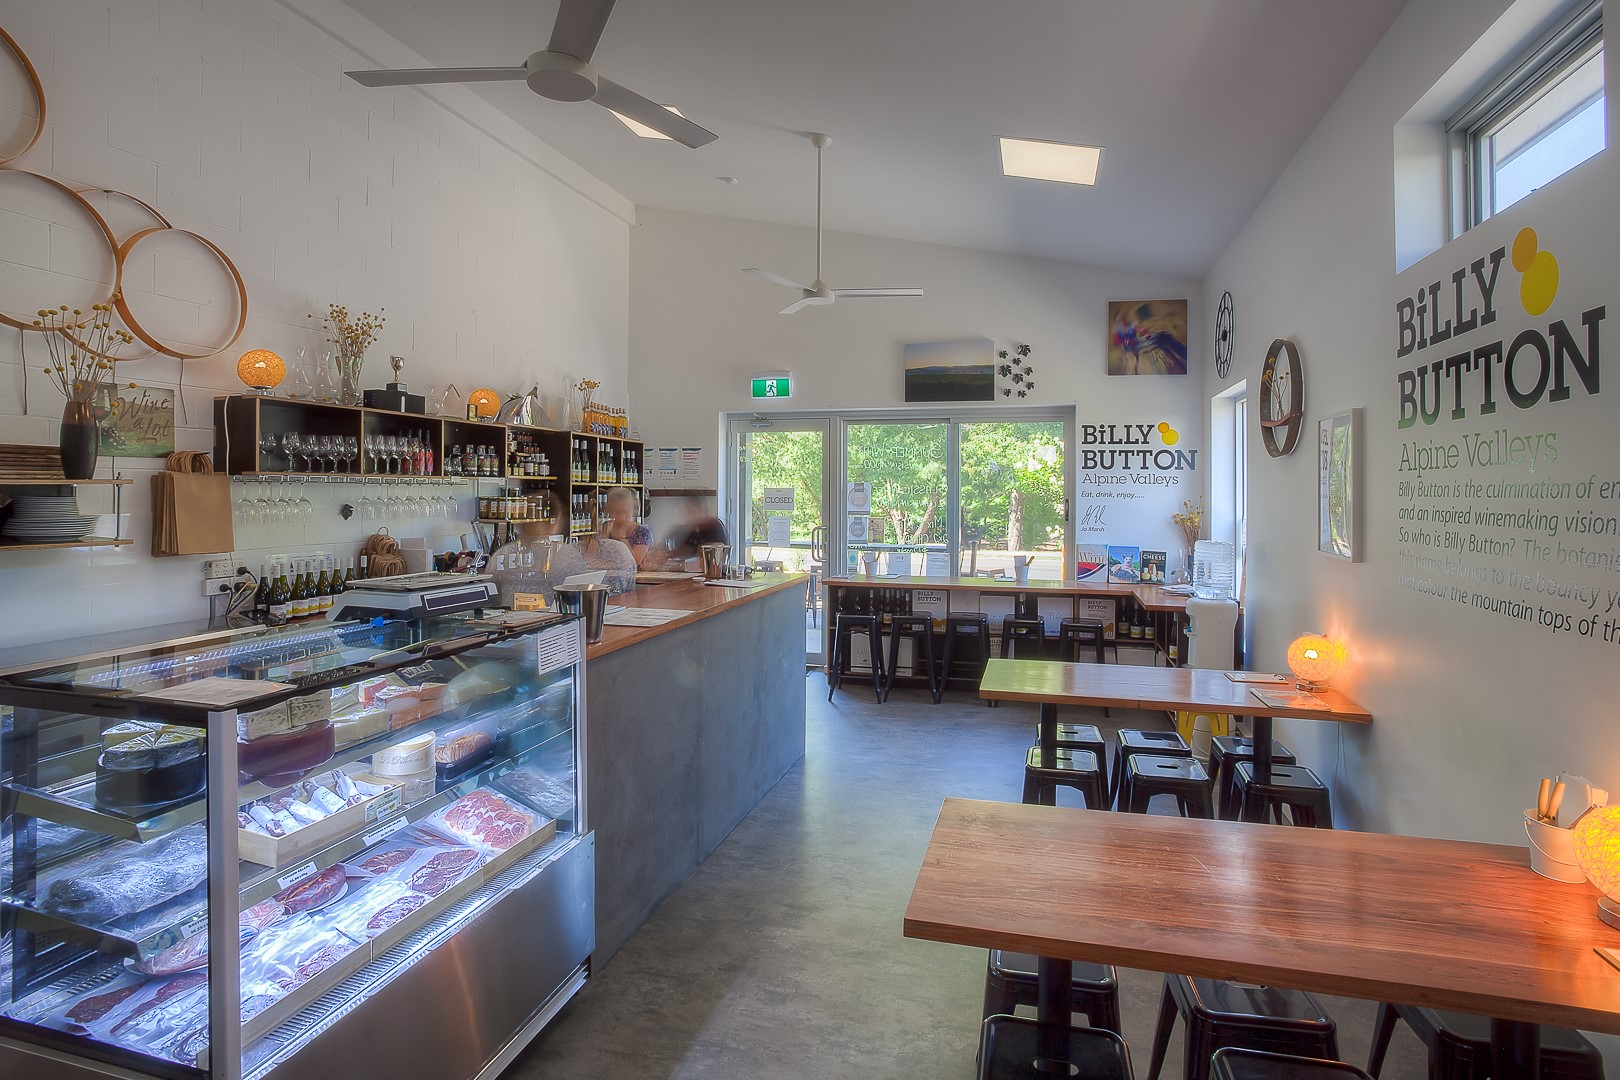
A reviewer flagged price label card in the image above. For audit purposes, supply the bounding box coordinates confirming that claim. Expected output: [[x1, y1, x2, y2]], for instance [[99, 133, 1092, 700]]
[[277, 861, 319, 891], [513, 591, 548, 611], [537, 622, 582, 675], [364, 788, 403, 823], [179, 915, 208, 940], [363, 816, 410, 847]]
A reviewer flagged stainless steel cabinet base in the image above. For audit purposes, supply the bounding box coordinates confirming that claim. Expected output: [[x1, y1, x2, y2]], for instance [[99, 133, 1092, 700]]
[[262, 833, 594, 1080]]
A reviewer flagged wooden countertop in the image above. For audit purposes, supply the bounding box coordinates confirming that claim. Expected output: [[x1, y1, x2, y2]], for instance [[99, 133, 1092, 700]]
[[977, 659, 1371, 723], [586, 573, 807, 661], [822, 575, 1229, 613], [905, 799, 1620, 1035]]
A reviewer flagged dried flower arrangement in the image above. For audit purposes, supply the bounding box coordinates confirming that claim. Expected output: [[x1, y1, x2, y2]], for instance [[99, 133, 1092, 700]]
[[33, 299, 137, 403], [309, 303, 386, 361], [1172, 498, 1204, 549]]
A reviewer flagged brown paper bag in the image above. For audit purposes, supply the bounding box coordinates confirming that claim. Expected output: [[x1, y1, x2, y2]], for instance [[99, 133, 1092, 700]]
[[152, 451, 234, 556]]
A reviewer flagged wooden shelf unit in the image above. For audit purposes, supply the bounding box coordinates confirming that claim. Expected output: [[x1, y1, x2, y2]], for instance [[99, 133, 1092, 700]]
[[0, 537, 132, 552], [1, 445, 131, 552]]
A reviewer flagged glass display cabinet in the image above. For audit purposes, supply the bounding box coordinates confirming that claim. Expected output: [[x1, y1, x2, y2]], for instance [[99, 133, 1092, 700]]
[[0, 613, 592, 1080]]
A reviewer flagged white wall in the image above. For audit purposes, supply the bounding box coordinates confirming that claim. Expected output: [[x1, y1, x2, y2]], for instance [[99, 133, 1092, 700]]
[[629, 207, 1206, 558], [1204, 0, 1620, 843], [0, 0, 630, 650]]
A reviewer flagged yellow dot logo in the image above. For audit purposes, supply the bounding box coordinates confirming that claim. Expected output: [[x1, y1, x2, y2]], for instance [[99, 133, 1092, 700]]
[[1158, 422, 1179, 446], [1513, 226, 1559, 316]]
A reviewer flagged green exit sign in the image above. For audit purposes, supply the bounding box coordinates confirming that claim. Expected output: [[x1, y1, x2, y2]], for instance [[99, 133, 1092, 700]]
[[751, 375, 792, 399]]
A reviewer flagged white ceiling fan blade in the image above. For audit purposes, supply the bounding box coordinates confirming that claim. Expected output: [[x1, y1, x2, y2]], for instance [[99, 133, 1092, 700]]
[[743, 268, 812, 292], [593, 79, 717, 148], [345, 66, 527, 87], [830, 288, 924, 298], [778, 296, 820, 315], [548, 0, 615, 63]]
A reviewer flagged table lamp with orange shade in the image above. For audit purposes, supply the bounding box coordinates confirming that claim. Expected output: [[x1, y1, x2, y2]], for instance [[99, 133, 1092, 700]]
[[1573, 805, 1620, 929], [237, 349, 285, 395], [1286, 633, 1345, 691]]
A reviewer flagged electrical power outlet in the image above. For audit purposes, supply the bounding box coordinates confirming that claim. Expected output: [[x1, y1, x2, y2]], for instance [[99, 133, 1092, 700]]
[[200, 578, 234, 597], [202, 557, 237, 579]]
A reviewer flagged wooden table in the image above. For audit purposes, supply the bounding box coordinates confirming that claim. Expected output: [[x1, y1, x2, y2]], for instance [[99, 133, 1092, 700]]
[[979, 658, 1371, 782], [905, 799, 1620, 1079]]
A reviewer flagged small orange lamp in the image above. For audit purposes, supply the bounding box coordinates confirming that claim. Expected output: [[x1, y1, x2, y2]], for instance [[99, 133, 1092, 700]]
[[237, 349, 286, 395], [1285, 633, 1344, 690], [1573, 805, 1620, 929], [467, 388, 500, 419]]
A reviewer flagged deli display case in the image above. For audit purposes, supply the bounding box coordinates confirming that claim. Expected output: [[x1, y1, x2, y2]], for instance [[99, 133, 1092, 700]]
[[0, 611, 592, 1080]]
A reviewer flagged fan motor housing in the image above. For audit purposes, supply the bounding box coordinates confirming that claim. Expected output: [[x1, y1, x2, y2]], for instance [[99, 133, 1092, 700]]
[[526, 51, 598, 101]]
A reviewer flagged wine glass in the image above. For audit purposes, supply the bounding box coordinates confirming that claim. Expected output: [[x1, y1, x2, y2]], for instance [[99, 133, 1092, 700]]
[[257, 431, 278, 471], [234, 482, 251, 525], [254, 480, 274, 525], [280, 432, 302, 473], [296, 482, 314, 523], [342, 437, 358, 474], [321, 435, 340, 474]]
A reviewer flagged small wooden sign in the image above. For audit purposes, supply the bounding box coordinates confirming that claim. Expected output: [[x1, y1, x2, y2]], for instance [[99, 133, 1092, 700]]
[[97, 383, 175, 457]]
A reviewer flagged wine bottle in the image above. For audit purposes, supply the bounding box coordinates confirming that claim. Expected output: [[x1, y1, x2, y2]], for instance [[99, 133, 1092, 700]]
[[299, 559, 316, 618], [358, 553, 369, 582], [255, 562, 270, 616], [287, 559, 305, 619], [316, 557, 332, 613], [269, 561, 291, 621]]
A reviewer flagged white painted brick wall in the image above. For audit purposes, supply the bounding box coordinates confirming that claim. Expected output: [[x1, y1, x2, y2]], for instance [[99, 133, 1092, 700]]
[[0, 0, 631, 650]]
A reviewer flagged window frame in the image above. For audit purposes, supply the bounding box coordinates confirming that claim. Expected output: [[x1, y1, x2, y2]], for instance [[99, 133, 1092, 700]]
[[1447, 0, 1604, 230]]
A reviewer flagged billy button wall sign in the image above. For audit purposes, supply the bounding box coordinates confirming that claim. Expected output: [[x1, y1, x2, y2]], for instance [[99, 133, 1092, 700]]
[[1260, 338, 1304, 457]]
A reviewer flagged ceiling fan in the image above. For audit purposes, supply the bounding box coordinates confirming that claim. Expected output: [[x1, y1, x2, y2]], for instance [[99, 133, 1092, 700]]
[[744, 133, 923, 315], [343, 0, 717, 149]]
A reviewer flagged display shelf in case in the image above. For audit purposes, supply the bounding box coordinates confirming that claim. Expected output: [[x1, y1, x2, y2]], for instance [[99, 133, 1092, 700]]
[[0, 611, 590, 1080]]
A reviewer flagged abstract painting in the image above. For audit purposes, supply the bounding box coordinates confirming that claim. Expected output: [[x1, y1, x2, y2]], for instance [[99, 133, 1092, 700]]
[[1108, 299, 1189, 376]]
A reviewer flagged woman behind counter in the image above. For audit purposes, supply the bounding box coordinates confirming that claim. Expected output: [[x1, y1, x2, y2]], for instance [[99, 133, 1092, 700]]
[[491, 492, 638, 601], [599, 487, 652, 566]]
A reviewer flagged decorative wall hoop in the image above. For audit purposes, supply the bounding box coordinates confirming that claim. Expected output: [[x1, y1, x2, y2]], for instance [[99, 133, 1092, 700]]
[[114, 227, 248, 360], [1259, 337, 1304, 458], [0, 26, 46, 167], [0, 170, 117, 330]]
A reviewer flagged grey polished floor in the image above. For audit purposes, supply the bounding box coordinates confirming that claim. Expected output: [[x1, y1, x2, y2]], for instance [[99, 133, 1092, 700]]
[[505, 678, 1428, 1080]]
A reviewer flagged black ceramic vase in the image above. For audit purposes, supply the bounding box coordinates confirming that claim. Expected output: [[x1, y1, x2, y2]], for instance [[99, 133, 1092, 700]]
[[59, 400, 99, 480]]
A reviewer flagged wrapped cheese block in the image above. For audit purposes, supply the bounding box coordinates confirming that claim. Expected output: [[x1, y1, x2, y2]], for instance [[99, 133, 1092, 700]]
[[331, 708, 388, 748], [97, 725, 205, 810], [236, 702, 291, 742], [286, 692, 332, 730], [371, 735, 434, 778]]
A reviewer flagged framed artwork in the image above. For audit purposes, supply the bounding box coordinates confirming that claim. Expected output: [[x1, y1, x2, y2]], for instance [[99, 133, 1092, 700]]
[[1108, 299, 1188, 375], [95, 383, 175, 457], [903, 338, 995, 402], [1319, 409, 1361, 561]]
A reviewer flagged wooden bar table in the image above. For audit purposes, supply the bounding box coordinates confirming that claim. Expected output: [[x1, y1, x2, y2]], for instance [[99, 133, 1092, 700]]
[[906, 799, 1620, 1079], [978, 657, 1371, 783]]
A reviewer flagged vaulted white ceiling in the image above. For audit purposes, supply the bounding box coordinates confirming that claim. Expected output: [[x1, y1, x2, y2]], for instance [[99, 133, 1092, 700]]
[[341, 0, 1406, 277]]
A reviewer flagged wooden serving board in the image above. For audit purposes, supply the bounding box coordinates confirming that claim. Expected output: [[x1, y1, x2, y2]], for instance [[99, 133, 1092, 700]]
[[235, 816, 557, 1051]]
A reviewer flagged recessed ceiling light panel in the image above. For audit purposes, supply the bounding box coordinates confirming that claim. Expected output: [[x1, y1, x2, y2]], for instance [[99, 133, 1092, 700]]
[[612, 105, 685, 140], [999, 137, 1102, 186]]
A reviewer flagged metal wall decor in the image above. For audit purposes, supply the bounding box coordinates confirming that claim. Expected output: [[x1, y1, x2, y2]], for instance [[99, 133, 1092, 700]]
[[1259, 337, 1304, 457], [1214, 291, 1234, 380], [0, 30, 248, 361]]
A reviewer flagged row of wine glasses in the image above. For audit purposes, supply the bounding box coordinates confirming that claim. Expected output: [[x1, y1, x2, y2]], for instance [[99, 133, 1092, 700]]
[[361, 434, 428, 475], [234, 481, 314, 525], [257, 432, 360, 474], [356, 490, 458, 521]]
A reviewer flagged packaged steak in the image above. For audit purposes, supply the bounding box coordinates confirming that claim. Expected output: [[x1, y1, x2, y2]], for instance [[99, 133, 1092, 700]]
[[420, 789, 536, 853], [405, 848, 484, 897], [40, 825, 209, 923], [131, 899, 284, 977], [497, 765, 575, 819], [272, 864, 347, 914], [238, 914, 358, 995], [327, 878, 428, 942]]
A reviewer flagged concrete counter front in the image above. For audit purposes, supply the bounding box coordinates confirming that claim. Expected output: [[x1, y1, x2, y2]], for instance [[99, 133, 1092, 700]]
[[586, 574, 807, 963]]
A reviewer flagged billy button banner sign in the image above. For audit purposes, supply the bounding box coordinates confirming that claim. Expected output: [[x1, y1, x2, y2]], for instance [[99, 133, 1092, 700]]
[[1078, 422, 1197, 487]]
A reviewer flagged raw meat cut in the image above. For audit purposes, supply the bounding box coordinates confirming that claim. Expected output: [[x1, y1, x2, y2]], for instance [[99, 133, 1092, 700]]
[[294, 944, 351, 982], [132, 899, 283, 976], [357, 847, 416, 876], [437, 790, 534, 853], [405, 849, 481, 897], [499, 766, 574, 818], [66, 983, 140, 1025], [111, 972, 207, 1037], [273, 865, 345, 914], [365, 893, 428, 933], [42, 826, 208, 923]]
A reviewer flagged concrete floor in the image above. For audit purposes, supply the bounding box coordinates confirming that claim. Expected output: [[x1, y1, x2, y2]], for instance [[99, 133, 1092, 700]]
[[505, 678, 1429, 1080]]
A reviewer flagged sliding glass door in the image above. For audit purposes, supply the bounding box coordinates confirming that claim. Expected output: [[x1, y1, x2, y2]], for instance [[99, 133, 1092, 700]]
[[958, 420, 1067, 579], [844, 419, 949, 576]]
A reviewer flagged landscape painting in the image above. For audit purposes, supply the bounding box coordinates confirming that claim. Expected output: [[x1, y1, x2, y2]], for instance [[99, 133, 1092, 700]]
[[903, 339, 995, 402], [1108, 299, 1189, 375]]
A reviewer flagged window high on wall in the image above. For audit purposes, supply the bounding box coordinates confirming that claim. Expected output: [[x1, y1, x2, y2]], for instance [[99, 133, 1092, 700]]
[[1450, 0, 1605, 228]]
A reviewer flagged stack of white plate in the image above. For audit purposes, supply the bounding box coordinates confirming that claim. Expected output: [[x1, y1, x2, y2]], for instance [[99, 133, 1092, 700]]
[[2, 494, 99, 543]]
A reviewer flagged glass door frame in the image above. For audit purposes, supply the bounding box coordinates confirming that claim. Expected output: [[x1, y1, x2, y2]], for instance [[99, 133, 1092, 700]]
[[724, 404, 1076, 586]]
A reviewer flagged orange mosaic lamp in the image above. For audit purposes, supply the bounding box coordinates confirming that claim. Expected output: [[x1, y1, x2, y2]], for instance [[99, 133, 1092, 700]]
[[237, 349, 285, 395], [467, 388, 501, 419], [1573, 805, 1620, 929], [1285, 633, 1344, 690]]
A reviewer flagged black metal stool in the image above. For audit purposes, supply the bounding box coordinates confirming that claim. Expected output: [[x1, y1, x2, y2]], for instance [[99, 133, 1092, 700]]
[[983, 950, 1122, 1035], [977, 1015, 1134, 1080], [1037, 722, 1110, 806], [941, 612, 994, 705], [1213, 1049, 1371, 1080], [1120, 754, 1214, 816], [1023, 747, 1107, 809], [1366, 1002, 1604, 1080], [1000, 616, 1046, 660], [1057, 617, 1115, 663], [1110, 728, 1191, 803], [1234, 762, 1334, 827], [827, 613, 884, 703], [883, 614, 939, 703], [1209, 736, 1296, 820], [1147, 975, 1339, 1080]]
